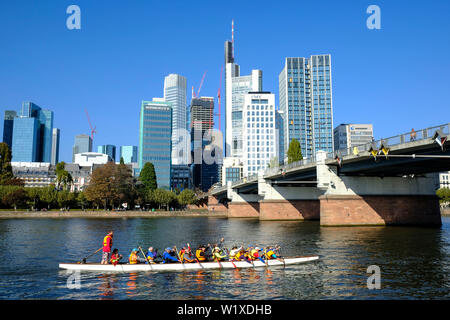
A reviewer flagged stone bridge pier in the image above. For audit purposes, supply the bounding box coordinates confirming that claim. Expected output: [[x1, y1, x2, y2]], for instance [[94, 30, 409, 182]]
[[258, 172, 323, 220], [227, 181, 261, 218], [316, 151, 442, 226]]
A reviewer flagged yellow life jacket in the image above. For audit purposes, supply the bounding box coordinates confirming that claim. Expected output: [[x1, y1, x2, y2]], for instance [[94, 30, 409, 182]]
[[265, 250, 275, 259], [103, 235, 112, 248], [196, 249, 206, 261], [129, 252, 138, 264], [234, 251, 243, 260], [250, 249, 259, 260]]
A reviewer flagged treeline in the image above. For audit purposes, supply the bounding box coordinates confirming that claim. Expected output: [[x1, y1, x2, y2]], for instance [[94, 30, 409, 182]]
[[436, 187, 450, 205], [0, 142, 200, 211]]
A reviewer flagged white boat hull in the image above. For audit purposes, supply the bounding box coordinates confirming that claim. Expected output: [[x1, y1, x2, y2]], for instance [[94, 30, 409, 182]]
[[59, 256, 319, 272]]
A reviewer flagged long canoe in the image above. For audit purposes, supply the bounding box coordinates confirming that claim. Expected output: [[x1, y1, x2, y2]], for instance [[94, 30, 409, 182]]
[[59, 256, 319, 272]]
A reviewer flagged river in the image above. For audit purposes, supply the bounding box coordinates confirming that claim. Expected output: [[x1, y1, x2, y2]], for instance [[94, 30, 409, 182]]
[[0, 216, 449, 299]]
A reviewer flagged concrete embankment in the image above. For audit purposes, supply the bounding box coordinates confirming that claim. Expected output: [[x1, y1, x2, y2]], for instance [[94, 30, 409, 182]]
[[441, 207, 450, 216], [0, 210, 227, 219]]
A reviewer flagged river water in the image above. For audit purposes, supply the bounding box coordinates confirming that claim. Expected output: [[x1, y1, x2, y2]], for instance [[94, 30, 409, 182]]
[[0, 216, 449, 300]]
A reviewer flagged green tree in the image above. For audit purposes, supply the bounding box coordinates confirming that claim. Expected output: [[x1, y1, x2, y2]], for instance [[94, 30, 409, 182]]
[[85, 162, 118, 210], [287, 138, 303, 164], [115, 163, 135, 208], [268, 157, 279, 168], [436, 188, 450, 204], [120, 157, 125, 165], [177, 189, 196, 207], [55, 162, 73, 191], [2, 187, 28, 211], [26, 188, 41, 211], [40, 186, 57, 210], [77, 192, 88, 210], [0, 142, 14, 185], [139, 162, 157, 191]]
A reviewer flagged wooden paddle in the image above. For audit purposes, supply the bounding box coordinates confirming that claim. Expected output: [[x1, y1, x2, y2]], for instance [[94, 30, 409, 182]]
[[188, 243, 204, 269], [79, 247, 102, 264], [138, 246, 151, 264], [224, 248, 237, 269]]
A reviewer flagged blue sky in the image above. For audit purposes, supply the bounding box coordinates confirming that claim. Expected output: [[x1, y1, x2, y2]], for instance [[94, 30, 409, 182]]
[[1, 0, 449, 163]]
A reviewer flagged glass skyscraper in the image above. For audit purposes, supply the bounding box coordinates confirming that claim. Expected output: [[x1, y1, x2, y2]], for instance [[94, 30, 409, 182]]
[[190, 97, 219, 191], [51, 128, 60, 165], [139, 100, 172, 189], [120, 145, 138, 163], [97, 144, 116, 162], [224, 41, 263, 158], [12, 102, 53, 162], [279, 55, 333, 159], [164, 74, 188, 165], [2, 110, 17, 148], [72, 134, 92, 162]]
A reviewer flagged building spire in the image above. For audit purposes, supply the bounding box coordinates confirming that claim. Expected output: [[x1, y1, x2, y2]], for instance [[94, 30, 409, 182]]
[[231, 19, 234, 59]]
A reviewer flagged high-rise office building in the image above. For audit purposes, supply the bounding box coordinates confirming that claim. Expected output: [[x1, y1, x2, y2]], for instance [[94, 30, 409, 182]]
[[2, 110, 17, 148], [334, 124, 373, 151], [242, 92, 277, 177], [164, 74, 188, 165], [279, 55, 333, 159], [72, 134, 92, 162], [190, 97, 219, 191], [275, 109, 285, 164], [12, 102, 54, 162], [51, 128, 60, 165], [224, 40, 263, 158], [139, 100, 172, 189], [120, 145, 138, 163], [97, 144, 116, 162]]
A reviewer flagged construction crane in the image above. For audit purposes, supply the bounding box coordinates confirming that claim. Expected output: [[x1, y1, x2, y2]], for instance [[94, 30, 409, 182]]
[[84, 109, 96, 141], [216, 65, 223, 132], [192, 71, 207, 99]]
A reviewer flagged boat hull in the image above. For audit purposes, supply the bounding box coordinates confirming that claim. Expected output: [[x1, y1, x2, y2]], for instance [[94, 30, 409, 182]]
[[59, 256, 319, 272]]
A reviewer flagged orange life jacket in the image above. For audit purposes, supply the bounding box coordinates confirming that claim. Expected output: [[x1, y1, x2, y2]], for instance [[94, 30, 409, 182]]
[[129, 252, 138, 264]]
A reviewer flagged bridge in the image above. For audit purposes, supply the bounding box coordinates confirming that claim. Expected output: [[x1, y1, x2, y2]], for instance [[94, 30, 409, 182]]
[[208, 123, 450, 226]]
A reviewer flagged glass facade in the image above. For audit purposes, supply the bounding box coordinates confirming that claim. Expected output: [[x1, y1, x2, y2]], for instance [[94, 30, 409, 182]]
[[2, 110, 17, 148], [72, 134, 92, 162], [11, 102, 53, 163], [98, 144, 116, 162], [279, 55, 333, 159], [139, 100, 172, 190], [243, 93, 277, 177], [51, 128, 60, 165], [120, 145, 138, 163], [164, 74, 188, 165], [12, 117, 40, 162]]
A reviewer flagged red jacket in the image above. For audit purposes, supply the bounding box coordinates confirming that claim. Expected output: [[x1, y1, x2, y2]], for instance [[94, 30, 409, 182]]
[[102, 235, 113, 252]]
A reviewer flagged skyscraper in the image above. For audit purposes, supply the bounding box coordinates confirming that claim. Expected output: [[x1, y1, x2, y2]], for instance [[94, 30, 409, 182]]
[[2, 110, 17, 148], [334, 124, 373, 151], [139, 100, 172, 189], [164, 74, 188, 165], [242, 92, 277, 177], [120, 145, 138, 163], [279, 55, 333, 159], [72, 134, 92, 162], [51, 128, 60, 165], [190, 97, 219, 191], [12, 102, 53, 162], [97, 144, 116, 162], [224, 41, 262, 157]]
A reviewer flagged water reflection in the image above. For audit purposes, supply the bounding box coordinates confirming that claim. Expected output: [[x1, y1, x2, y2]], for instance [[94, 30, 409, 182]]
[[0, 217, 449, 299]]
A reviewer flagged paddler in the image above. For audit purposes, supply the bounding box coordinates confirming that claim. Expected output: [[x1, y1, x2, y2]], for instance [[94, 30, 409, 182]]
[[101, 231, 113, 264], [212, 247, 227, 262], [146, 247, 157, 264], [229, 246, 243, 261], [179, 247, 195, 263], [162, 247, 179, 264], [263, 246, 278, 260], [129, 248, 146, 264], [110, 248, 123, 266], [250, 247, 265, 263], [195, 245, 207, 262]]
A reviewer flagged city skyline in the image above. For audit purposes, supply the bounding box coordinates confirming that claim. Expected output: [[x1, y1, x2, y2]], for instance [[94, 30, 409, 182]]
[[1, 1, 449, 163]]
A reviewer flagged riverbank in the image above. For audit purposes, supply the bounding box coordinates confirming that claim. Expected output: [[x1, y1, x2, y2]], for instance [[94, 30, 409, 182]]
[[0, 209, 227, 219]]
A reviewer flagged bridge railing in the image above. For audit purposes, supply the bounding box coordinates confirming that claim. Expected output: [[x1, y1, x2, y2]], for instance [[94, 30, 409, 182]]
[[265, 123, 450, 177], [211, 184, 227, 194], [332, 123, 450, 158], [231, 173, 258, 187]]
